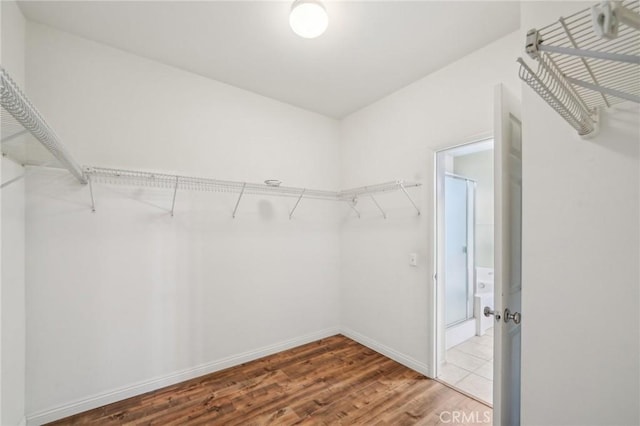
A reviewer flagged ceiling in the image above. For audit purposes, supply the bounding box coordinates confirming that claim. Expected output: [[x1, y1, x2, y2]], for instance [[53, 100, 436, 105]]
[[18, 1, 520, 119]]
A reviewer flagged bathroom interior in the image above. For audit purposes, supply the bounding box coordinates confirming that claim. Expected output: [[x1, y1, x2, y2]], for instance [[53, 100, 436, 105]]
[[436, 139, 494, 404]]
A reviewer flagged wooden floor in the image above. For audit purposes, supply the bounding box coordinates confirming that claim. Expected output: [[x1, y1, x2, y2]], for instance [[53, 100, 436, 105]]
[[49, 335, 491, 425]]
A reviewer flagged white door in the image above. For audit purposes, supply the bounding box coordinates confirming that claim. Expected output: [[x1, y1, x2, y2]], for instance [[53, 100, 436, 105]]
[[492, 84, 522, 425]]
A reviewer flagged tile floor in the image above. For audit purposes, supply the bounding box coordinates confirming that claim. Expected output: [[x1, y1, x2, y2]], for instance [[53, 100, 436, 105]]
[[439, 327, 493, 405]]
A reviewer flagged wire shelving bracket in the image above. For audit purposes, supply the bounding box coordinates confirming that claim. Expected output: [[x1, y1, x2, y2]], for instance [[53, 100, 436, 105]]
[[232, 182, 246, 219], [170, 176, 179, 217], [84, 166, 422, 219], [369, 195, 387, 219], [289, 189, 306, 220], [88, 175, 96, 212], [338, 181, 422, 217], [518, 0, 639, 136], [0, 67, 87, 183]]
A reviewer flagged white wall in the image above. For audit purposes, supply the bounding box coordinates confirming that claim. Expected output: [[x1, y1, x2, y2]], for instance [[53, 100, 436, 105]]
[[1, 0, 25, 87], [21, 5, 639, 426], [520, 3, 640, 425], [26, 23, 341, 185], [25, 23, 342, 423], [1, 1, 27, 425], [1, 159, 26, 426], [339, 32, 520, 375], [0, 12, 3, 413]]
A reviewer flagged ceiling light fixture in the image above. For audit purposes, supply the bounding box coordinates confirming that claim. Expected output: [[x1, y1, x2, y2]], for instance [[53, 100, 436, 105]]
[[289, 0, 328, 39]]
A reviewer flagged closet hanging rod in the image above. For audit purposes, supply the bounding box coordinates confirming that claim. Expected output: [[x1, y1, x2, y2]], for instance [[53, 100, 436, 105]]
[[0, 67, 87, 183]]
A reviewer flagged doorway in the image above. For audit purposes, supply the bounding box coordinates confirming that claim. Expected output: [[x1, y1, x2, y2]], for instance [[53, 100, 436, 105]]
[[435, 138, 494, 404]]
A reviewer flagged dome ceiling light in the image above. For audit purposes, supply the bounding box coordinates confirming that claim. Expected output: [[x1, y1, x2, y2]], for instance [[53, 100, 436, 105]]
[[289, 0, 328, 39]]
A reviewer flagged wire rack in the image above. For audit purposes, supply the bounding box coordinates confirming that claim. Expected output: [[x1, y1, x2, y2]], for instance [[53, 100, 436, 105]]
[[0, 65, 422, 218], [0, 67, 87, 183], [1, 109, 60, 168], [85, 166, 422, 218], [0, 61, 421, 218], [517, 56, 597, 135], [519, 0, 639, 136], [338, 181, 416, 199], [1, 108, 28, 142], [86, 167, 340, 200]]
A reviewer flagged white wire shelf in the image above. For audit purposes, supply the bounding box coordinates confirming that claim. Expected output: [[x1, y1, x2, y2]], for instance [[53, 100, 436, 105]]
[[339, 181, 417, 199], [519, 0, 639, 136], [85, 166, 422, 219], [517, 56, 597, 135], [0, 66, 421, 218], [1, 110, 63, 170], [0, 67, 87, 183], [86, 167, 340, 199]]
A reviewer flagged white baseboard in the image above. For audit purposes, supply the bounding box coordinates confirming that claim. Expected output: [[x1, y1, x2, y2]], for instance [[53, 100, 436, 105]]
[[26, 327, 339, 426], [339, 327, 432, 377], [26, 327, 431, 425]]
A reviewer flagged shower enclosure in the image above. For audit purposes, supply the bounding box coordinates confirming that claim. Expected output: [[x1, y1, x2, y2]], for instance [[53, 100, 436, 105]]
[[444, 174, 475, 328]]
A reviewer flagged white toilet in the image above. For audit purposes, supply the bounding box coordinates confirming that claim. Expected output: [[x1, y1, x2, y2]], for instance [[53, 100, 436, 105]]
[[475, 267, 494, 336]]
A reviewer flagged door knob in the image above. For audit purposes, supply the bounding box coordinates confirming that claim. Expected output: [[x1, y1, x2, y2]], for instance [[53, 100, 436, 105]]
[[504, 308, 521, 324], [483, 306, 501, 321]]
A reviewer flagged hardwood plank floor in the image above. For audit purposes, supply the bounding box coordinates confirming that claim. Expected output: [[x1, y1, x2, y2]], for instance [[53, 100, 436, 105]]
[[48, 335, 491, 425]]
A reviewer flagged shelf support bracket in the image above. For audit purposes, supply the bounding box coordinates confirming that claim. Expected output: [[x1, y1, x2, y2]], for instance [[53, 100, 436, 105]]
[[170, 176, 179, 217], [369, 194, 387, 219], [0, 173, 26, 189], [538, 44, 639, 64], [564, 75, 640, 104], [232, 182, 246, 218], [559, 17, 610, 107], [399, 183, 420, 215], [592, 1, 640, 39], [289, 189, 306, 220], [1, 129, 29, 144], [88, 175, 96, 213], [1, 160, 57, 190], [347, 198, 361, 219], [615, 3, 640, 30]]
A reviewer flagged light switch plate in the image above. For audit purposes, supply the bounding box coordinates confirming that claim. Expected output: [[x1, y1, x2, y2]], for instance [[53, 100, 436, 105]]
[[409, 253, 417, 267]]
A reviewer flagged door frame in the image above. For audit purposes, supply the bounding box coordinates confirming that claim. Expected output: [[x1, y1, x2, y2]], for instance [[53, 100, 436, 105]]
[[430, 134, 493, 380]]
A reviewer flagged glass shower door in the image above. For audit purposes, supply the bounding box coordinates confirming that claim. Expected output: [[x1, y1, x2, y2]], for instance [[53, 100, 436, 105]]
[[444, 175, 474, 327]]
